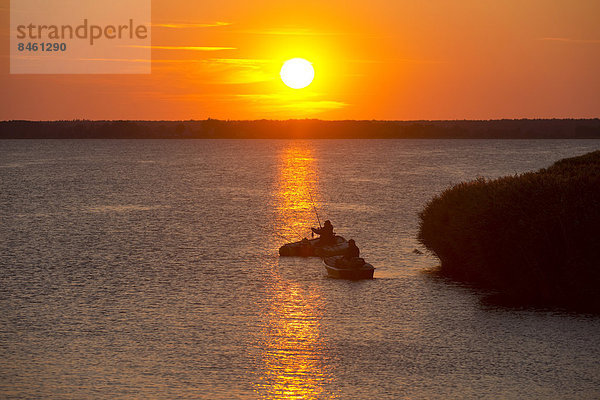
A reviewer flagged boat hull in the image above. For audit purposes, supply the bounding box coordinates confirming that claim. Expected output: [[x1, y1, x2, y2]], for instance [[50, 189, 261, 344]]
[[323, 256, 375, 280], [325, 265, 374, 280], [314, 240, 349, 257], [279, 236, 346, 257]]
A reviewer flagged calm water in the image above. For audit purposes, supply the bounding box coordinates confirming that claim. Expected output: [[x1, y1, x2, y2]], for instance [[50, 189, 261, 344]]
[[1, 139, 600, 399]]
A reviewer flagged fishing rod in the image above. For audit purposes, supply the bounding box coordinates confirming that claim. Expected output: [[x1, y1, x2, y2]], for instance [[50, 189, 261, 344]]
[[248, 216, 300, 242], [287, 224, 307, 241], [275, 231, 296, 242], [307, 188, 322, 229]]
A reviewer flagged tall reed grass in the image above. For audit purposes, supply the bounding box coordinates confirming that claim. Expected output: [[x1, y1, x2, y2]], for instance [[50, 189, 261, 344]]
[[418, 151, 600, 312]]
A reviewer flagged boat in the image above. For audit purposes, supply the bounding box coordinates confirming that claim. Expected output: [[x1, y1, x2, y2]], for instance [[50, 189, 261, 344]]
[[314, 239, 350, 257], [323, 256, 375, 280], [279, 235, 347, 257]]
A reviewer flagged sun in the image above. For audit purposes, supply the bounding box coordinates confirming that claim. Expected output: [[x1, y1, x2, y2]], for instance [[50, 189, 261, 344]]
[[280, 58, 315, 89]]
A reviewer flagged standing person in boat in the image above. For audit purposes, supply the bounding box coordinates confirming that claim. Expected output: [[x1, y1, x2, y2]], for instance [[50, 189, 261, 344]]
[[312, 220, 335, 246]]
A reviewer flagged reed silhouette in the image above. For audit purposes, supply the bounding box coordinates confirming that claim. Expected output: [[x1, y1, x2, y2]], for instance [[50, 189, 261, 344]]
[[418, 151, 600, 312]]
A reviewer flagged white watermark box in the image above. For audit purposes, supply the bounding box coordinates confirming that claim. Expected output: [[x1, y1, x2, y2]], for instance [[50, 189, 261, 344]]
[[10, 0, 151, 74]]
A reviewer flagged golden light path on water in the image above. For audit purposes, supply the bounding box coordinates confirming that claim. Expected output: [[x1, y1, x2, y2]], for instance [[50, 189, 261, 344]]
[[276, 143, 320, 241], [254, 142, 332, 399]]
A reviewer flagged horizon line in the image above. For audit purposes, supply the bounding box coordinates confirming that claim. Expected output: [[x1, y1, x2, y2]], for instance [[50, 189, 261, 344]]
[[2, 117, 600, 123]]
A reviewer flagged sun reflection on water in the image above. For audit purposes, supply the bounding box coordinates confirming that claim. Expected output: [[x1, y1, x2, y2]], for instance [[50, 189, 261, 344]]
[[275, 142, 320, 241], [256, 278, 329, 399], [254, 142, 334, 399]]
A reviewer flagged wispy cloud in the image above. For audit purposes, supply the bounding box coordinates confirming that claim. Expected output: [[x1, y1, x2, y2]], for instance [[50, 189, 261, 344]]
[[136, 58, 270, 68], [236, 28, 327, 36], [539, 37, 600, 44], [149, 57, 276, 84], [137, 92, 348, 116], [198, 59, 275, 84], [78, 58, 151, 63], [203, 58, 270, 67], [234, 27, 383, 39], [275, 100, 348, 112], [141, 93, 231, 101], [152, 22, 232, 29], [125, 45, 236, 51], [235, 94, 348, 113], [349, 58, 446, 64]]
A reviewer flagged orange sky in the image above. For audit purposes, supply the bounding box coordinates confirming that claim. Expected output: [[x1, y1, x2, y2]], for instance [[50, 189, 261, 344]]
[[1, 0, 599, 120]]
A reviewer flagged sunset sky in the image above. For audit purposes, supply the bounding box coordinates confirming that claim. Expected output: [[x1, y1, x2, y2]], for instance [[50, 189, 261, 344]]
[[1, 0, 599, 120]]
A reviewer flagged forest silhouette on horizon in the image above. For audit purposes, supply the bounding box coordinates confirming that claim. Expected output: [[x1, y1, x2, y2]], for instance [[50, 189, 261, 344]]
[[1, 119, 599, 139]]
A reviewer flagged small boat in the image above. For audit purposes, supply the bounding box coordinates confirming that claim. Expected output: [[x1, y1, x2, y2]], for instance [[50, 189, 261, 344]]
[[323, 256, 375, 280], [279, 236, 347, 257], [314, 239, 350, 258]]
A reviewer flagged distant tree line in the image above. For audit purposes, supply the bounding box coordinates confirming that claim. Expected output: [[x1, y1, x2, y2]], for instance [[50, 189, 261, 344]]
[[1, 119, 599, 139]]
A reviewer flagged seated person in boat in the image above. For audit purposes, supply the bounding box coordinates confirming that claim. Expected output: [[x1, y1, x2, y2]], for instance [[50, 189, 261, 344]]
[[344, 239, 360, 260], [334, 239, 364, 268], [311, 220, 335, 246]]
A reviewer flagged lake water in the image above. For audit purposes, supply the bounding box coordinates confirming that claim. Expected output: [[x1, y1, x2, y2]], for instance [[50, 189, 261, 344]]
[[1, 139, 600, 399]]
